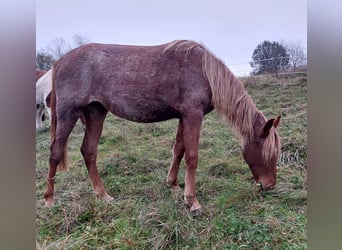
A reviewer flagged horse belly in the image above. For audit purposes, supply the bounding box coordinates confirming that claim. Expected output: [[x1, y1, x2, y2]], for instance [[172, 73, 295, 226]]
[[108, 97, 180, 123]]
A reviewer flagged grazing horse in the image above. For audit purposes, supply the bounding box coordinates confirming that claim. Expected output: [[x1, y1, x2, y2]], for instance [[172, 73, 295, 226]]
[[36, 69, 53, 130], [44, 40, 281, 213]]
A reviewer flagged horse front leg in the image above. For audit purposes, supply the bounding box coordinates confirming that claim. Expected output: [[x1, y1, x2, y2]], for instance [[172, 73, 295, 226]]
[[182, 113, 203, 214], [46, 107, 52, 128], [167, 119, 184, 191]]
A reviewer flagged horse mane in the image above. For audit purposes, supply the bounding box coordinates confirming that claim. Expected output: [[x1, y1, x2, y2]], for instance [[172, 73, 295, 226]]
[[262, 126, 281, 166], [163, 40, 206, 57], [163, 40, 258, 142], [163, 40, 280, 166], [203, 50, 258, 143]]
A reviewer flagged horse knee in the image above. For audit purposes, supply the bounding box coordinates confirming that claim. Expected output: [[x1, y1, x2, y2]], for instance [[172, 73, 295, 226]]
[[49, 149, 63, 165], [80, 145, 89, 159], [49, 140, 66, 163], [185, 151, 198, 168]]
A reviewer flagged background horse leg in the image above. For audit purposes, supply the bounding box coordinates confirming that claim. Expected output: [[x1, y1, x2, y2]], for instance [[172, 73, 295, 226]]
[[46, 107, 51, 128], [167, 119, 184, 190], [45, 92, 52, 128], [36, 104, 44, 130], [182, 112, 203, 213], [44, 111, 79, 206], [80, 102, 112, 202]]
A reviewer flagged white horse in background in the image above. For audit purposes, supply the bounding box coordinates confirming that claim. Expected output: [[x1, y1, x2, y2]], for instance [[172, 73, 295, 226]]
[[36, 68, 86, 131], [36, 69, 52, 130]]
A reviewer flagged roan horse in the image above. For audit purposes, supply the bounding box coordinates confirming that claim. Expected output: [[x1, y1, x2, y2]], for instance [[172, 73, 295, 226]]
[[44, 40, 281, 213]]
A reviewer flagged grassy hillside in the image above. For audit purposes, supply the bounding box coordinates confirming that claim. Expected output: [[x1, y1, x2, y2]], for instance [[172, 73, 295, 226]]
[[36, 76, 307, 249]]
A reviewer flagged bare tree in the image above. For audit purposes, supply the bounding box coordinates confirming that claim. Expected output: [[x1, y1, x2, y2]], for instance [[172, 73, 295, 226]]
[[43, 34, 91, 60], [36, 34, 91, 70], [46, 37, 72, 59], [282, 40, 307, 70], [72, 33, 91, 47]]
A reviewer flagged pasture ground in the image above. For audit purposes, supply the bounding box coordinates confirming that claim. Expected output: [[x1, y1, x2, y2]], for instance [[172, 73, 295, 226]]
[[36, 74, 307, 249]]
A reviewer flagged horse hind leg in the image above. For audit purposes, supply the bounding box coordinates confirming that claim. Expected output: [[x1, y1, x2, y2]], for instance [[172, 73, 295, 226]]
[[44, 110, 79, 206], [80, 102, 112, 202], [167, 119, 185, 191]]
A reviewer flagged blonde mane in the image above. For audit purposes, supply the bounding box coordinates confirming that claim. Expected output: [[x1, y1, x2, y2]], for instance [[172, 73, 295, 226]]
[[163, 40, 280, 165], [202, 48, 258, 143], [262, 126, 281, 166]]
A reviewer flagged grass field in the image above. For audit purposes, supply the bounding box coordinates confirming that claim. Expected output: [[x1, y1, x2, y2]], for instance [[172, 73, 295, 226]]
[[36, 75, 307, 249]]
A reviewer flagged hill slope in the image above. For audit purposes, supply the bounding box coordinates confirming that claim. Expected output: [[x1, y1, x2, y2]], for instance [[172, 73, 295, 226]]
[[36, 75, 307, 249]]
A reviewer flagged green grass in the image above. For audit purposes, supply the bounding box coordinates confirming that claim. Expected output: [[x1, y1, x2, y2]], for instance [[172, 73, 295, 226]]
[[36, 76, 307, 249]]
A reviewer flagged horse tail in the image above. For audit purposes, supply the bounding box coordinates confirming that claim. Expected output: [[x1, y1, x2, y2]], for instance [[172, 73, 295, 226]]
[[50, 65, 69, 171]]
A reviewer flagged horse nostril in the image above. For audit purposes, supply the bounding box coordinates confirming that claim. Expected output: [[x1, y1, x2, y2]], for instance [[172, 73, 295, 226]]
[[266, 184, 273, 190]]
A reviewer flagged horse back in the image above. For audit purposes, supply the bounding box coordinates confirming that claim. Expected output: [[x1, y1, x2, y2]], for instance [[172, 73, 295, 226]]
[[53, 42, 213, 122]]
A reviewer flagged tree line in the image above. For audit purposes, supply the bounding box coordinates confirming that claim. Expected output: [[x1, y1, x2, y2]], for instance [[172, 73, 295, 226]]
[[250, 40, 307, 76], [37, 35, 306, 77], [36, 34, 91, 70]]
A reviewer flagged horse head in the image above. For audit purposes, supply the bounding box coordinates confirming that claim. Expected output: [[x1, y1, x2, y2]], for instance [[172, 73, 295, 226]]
[[242, 116, 281, 190]]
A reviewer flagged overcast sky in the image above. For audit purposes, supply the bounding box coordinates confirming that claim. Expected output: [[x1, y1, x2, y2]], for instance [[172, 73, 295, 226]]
[[36, 0, 307, 75]]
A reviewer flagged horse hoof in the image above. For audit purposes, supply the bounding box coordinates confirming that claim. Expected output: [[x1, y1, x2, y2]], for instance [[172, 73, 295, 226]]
[[103, 194, 114, 203], [45, 199, 54, 207], [170, 185, 181, 192], [185, 199, 202, 216], [191, 207, 202, 217]]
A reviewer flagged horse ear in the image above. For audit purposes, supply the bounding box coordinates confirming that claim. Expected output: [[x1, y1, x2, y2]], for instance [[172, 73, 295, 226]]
[[261, 116, 281, 138], [273, 116, 281, 128], [261, 118, 275, 138]]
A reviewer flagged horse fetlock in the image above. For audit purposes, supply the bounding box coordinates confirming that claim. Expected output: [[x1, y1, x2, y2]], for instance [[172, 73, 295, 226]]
[[166, 178, 180, 190], [43, 174, 56, 207], [44, 190, 54, 207]]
